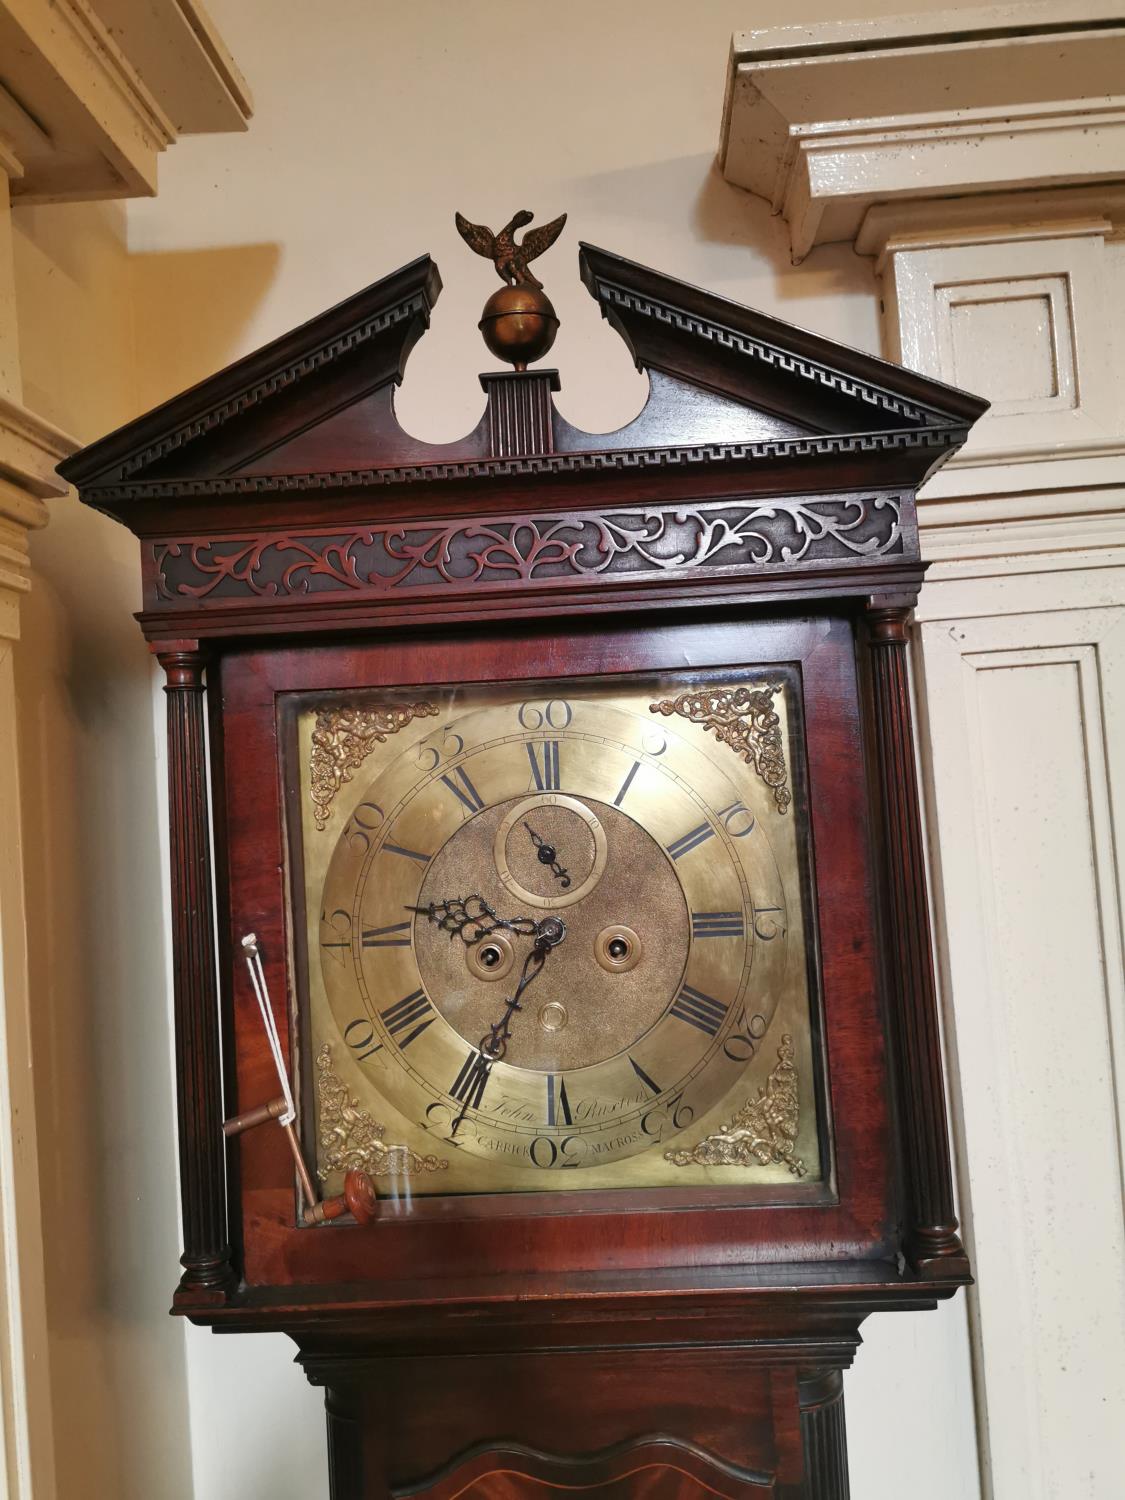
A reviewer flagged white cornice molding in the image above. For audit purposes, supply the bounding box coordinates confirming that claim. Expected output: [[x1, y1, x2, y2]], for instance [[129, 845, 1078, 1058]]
[[721, 14, 1125, 501], [720, 4, 1125, 262], [0, 395, 78, 499], [0, 394, 77, 642], [0, 0, 251, 201]]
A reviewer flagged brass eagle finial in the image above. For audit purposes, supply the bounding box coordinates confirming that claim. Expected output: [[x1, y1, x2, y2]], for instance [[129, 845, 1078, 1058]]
[[454, 209, 568, 290]]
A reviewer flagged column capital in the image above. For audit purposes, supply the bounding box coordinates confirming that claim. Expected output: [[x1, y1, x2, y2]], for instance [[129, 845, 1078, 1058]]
[[0, 0, 252, 203], [720, 6, 1125, 540], [0, 393, 76, 641], [720, 6, 1125, 264]]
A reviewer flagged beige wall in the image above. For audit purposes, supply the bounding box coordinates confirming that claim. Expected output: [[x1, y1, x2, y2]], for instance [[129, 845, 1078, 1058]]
[[13, 4, 975, 1496], [12, 200, 194, 1498]]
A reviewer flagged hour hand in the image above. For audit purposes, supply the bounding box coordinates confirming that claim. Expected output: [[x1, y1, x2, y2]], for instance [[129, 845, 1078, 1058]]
[[407, 894, 537, 946], [407, 895, 566, 951]]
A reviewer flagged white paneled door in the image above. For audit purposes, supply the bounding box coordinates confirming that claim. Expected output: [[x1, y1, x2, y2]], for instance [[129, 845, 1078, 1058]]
[[917, 580, 1125, 1500]]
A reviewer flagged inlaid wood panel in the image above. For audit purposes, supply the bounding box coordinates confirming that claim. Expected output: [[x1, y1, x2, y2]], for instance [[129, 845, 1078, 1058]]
[[396, 1439, 775, 1499]]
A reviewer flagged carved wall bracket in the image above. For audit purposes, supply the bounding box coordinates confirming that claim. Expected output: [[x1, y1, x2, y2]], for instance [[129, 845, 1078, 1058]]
[[310, 702, 438, 829], [315, 1046, 448, 1178], [666, 1035, 806, 1175], [650, 683, 792, 814]]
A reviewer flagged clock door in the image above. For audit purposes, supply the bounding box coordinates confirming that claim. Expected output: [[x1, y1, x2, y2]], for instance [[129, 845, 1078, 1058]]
[[217, 609, 889, 1292]]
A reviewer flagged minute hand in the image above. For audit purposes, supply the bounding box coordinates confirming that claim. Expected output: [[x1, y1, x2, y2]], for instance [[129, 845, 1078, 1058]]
[[451, 933, 559, 1137], [479, 919, 564, 1063]]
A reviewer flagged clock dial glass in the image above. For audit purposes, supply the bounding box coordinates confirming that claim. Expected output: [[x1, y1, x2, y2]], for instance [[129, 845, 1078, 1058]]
[[289, 671, 824, 1198]]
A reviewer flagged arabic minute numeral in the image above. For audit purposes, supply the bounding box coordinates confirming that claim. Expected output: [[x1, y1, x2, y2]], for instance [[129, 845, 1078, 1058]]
[[529, 1134, 586, 1168], [641, 1090, 694, 1140], [320, 907, 352, 965], [343, 801, 384, 853], [752, 904, 785, 941], [415, 727, 466, 774], [723, 1007, 768, 1063], [344, 1017, 381, 1062], [717, 801, 756, 838], [518, 699, 573, 731]]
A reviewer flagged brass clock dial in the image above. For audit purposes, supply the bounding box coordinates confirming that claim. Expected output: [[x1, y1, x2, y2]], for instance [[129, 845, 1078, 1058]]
[[294, 674, 821, 1196]]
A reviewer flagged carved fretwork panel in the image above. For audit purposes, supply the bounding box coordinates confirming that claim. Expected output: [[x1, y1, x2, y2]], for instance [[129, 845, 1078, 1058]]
[[148, 490, 911, 614]]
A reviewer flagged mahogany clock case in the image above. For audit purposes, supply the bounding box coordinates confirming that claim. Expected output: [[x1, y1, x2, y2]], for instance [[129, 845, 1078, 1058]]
[[58, 237, 984, 1495]]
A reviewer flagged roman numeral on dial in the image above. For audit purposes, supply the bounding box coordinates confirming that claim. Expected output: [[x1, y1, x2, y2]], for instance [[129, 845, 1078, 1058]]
[[379, 988, 434, 1048], [382, 842, 431, 865], [613, 760, 640, 807], [362, 920, 411, 947], [546, 1074, 573, 1126], [526, 740, 561, 792], [670, 985, 729, 1037], [691, 911, 746, 940], [666, 821, 715, 861], [440, 766, 485, 815], [629, 1056, 663, 1096], [450, 1050, 492, 1110]]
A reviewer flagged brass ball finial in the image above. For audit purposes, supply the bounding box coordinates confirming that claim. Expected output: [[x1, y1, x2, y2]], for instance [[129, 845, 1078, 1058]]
[[479, 284, 558, 370], [455, 208, 567, 370]]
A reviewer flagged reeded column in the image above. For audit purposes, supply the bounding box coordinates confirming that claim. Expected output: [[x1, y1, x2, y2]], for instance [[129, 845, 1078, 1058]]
[[480, 369, 559, 457], [324, 1385, 365, 1500], [866, 606, 967, 1275], [798, 1370, 849, 1499], [158, 642, 234, 1303]]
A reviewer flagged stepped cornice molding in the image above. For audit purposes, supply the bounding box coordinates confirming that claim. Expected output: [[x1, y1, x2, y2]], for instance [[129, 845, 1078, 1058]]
[[0, 0, 252, 201], [720, 5, 1125, 262], [0, 393, 77, 640]]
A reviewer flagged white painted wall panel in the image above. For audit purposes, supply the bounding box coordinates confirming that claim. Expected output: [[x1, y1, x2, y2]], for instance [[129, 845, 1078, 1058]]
[[919, 603, 1125, 1500]]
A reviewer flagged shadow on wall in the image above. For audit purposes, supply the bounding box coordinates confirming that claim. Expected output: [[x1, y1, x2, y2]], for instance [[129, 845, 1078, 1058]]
[[14, 227, 281, 1499], [438, 153, 879, 441], [128, 242, 282, 413], [17, 503, 197, 1500]]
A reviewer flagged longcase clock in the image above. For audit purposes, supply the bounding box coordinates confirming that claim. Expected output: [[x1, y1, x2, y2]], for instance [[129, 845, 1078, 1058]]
[[60, 217, 986, 1498]]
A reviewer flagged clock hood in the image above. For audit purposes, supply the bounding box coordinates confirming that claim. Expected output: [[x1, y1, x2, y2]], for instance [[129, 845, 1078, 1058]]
[[57, 241, 987, 518]]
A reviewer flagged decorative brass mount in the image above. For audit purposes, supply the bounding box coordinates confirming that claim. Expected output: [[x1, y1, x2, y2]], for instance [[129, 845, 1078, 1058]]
[[650, 684, 792, 815], [310, 702, 438, 830], [315, 1046, 448, 1179], [666, 1035, 806, 1177]]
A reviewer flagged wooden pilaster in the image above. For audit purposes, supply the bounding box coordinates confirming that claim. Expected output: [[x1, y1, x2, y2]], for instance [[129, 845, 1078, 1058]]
[[158, 641, 235, 1304], [798, 1369, 849, 1499], [866, 606, 968, 1275]]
